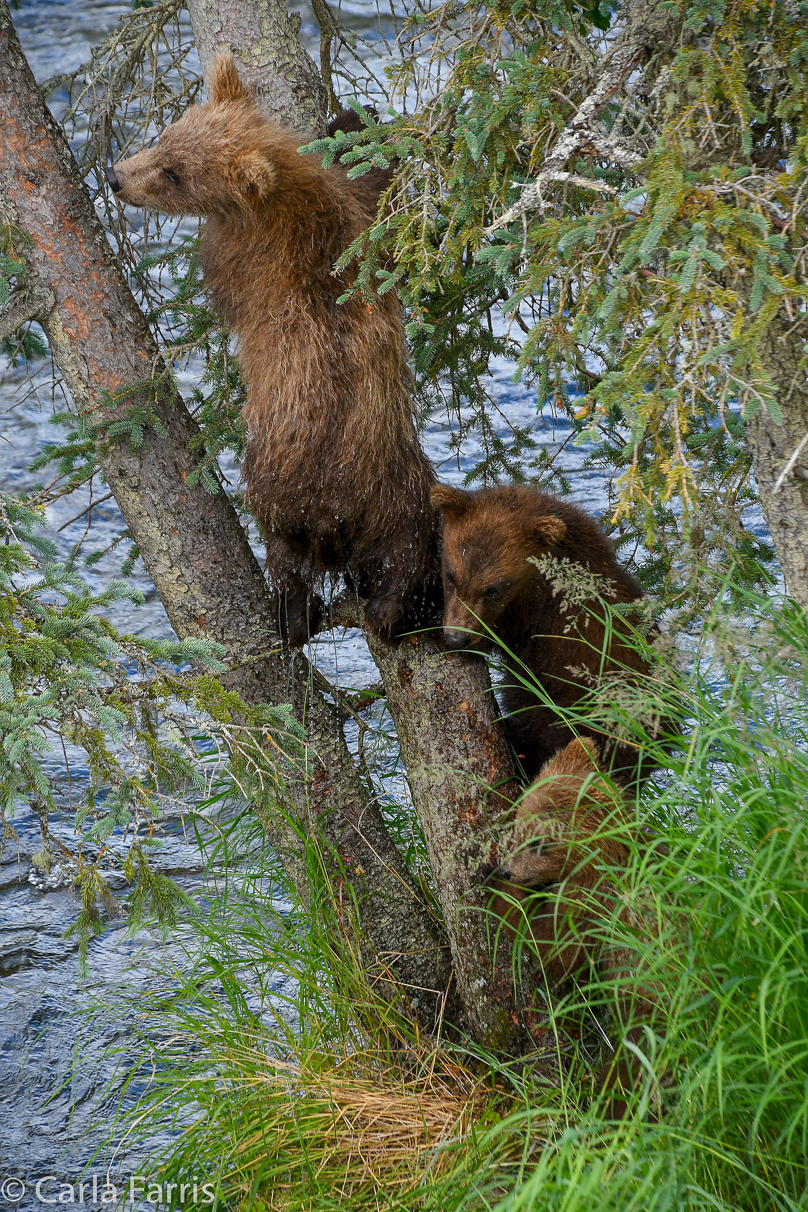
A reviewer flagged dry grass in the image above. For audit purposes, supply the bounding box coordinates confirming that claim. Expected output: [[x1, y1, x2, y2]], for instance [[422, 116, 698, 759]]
[[150, 1036, 495, 1209], [235, 1058, 479, 1202]]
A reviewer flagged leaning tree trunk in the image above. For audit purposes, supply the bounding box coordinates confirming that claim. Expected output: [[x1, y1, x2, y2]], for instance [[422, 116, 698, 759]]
[[742, 315, 808, 609], [366, 630, 526, 1052], [0, 0, 453, 1028]]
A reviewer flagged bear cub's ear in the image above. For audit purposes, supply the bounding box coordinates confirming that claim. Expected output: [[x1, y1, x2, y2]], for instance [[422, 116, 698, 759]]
[[209, 53, 250, 106], [531, 516, 566, 547], [234, 149, 277, 201], [563, 737, 601, 771], [431, 484, 471, 518]]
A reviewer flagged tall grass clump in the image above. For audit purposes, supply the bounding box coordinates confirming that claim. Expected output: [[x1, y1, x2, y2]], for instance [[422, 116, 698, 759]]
[[107, 589, 808, 1212], [460, 589, 808, 1212]]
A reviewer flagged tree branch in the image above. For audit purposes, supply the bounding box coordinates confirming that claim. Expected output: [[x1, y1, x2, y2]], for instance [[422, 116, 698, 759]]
[[0, 283, 54, 343], [310, 0, 340, 117], [486, 0, 680, 234]]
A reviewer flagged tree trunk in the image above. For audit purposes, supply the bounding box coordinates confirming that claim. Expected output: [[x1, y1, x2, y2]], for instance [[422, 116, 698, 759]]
[[743, 317, 808, 608], [0, 0, 451, 1027], [185, 0, 328, 138], [366, 631, 527, 1052]]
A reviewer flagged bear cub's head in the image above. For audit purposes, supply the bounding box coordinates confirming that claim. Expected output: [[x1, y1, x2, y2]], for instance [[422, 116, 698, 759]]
[[107, 55, 277, 216], [430, 484, 567, 651], [492, 737, 618, 888]]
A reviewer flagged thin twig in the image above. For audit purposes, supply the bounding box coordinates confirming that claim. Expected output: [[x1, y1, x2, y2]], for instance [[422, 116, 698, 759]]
[[310, 0, 340, 115], [57, 489, 115, 531], [773, 429, 808, 494]]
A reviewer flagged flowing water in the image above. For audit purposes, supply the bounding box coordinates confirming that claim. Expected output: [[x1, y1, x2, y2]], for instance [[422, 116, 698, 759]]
[[0, 1, 728, 1201]]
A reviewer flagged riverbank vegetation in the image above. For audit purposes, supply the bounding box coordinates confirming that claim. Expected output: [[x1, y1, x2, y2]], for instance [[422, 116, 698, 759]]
[[110, 589, 808, 1210]]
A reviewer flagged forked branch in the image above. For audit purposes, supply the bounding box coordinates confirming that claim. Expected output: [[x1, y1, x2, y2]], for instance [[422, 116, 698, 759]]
[[486, 0, 680, 234]]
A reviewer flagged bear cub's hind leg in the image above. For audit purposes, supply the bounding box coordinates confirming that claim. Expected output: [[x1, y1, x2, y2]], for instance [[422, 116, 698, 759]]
[[356, 534, 442, 636]]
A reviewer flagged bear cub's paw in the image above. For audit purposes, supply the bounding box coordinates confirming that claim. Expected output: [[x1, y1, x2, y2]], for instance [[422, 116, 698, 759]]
[[364, 592, 404, 635], [270, 589, 324, 647]]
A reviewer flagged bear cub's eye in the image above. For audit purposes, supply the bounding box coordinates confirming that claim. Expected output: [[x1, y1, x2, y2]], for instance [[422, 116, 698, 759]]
[[163, 168, 181, 185], [485, 584, 504, 599]]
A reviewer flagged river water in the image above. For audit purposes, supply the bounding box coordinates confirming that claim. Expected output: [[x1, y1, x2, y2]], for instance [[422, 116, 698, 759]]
[[0, 1, 643, 1202]]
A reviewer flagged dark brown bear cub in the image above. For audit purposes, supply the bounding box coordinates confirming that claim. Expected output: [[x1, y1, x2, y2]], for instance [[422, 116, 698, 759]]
[[488, 738, 664, 1118], [431, 483, 658, 781], [109, 55, 438, 644]]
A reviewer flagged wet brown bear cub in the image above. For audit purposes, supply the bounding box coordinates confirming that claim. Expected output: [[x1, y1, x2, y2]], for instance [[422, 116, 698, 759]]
[[431, 483, 656, 781], [109, 55, 438, 644], [489, 738, 663, 1118]]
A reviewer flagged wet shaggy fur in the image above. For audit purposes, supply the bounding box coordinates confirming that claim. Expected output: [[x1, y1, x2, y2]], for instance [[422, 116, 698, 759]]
[[488, 738, 663, 1117], [110, 55, 438, 644], [431, 483, 654, 781]]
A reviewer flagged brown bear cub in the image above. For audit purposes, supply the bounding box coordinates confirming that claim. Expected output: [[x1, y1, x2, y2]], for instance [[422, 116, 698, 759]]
[[488, 738, 663, 1118], [108, 55, 438, 645], [431, 483, 656, 781]]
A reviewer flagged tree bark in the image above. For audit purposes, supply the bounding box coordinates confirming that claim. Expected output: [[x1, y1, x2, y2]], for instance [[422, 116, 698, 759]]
[[742, 318, 808, 608], [185, 0, 328, 138], [0, 0, 451, 1026], [366, 631, 527, 1052]]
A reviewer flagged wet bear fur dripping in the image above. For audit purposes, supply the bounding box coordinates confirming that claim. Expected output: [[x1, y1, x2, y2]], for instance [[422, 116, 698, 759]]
[[431, 483, 659, 782], [109, 55, 438, 644], [487, 738, 664, 1118]]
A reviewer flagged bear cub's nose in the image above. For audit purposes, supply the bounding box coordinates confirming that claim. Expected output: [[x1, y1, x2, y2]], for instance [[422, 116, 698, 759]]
[[480, 861, 512, 882], [105, 166, 122, 193], [443, 629, 468, 650]]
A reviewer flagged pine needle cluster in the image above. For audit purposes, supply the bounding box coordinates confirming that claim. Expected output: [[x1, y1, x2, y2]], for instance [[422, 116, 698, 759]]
[[311, 0, 807, 606]]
